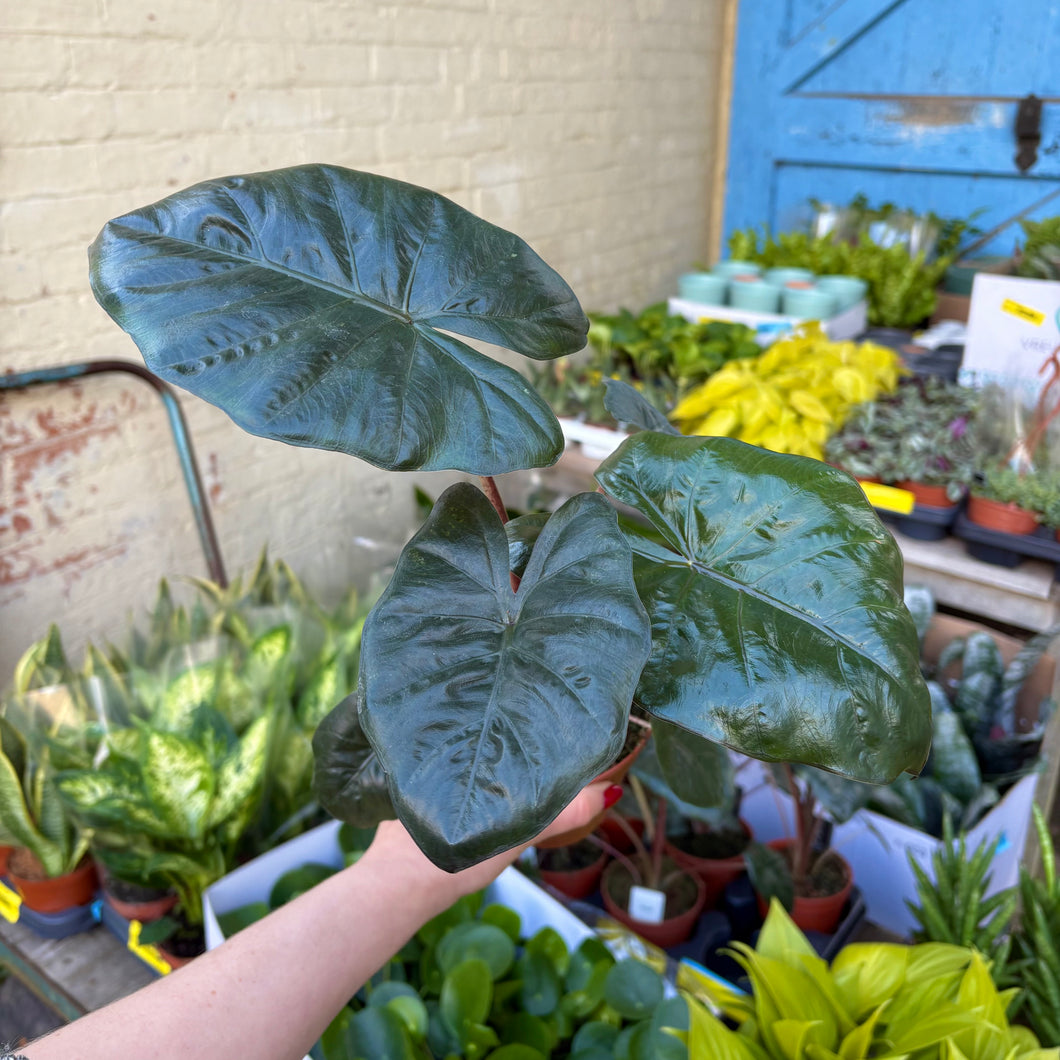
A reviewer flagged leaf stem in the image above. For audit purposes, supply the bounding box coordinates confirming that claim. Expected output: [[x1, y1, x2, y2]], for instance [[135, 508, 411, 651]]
[[479, 475, 521, 593]]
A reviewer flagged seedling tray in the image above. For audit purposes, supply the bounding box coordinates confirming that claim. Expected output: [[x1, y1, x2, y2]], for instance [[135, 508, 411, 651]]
[[952, 510, 1060, 574], [0, 877, 100, 939]]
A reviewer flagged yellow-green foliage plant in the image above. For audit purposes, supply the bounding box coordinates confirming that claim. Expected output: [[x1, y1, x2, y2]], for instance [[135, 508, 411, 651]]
[[681, 900, 1056, 1060], [670, 324, 905, 460]]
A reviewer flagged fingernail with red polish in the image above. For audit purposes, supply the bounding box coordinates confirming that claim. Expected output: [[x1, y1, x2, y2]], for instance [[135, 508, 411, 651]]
[[603, 784, 623, 808]]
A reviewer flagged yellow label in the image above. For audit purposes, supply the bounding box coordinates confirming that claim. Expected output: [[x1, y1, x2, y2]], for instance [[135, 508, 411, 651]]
[[1001, 298, 1045, 325], [860, 482, 915, 514], [0, 881, 21, 924], [127, 919, 173, 976]]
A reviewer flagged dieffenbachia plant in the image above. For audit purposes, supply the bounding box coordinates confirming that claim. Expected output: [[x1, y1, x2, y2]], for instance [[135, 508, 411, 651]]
[[89, 164, 931, 871]]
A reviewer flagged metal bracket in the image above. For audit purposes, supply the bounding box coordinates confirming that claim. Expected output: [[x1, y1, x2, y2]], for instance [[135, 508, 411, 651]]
[[1015, 93, 1043, 173]]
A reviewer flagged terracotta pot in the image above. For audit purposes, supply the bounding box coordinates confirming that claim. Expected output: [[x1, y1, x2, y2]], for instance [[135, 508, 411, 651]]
[[664, 819, 753, 906], [0, 846, 13, 877], [896, 480, 956, 509], [537, 725, 650, 850], [600, 858, 706, 949], [104, 890, 179, 923], [967, 495, 1039, 535], [7, 852, 98, 914], [538, 843, 608, 900], [758, 839, 853, 934]]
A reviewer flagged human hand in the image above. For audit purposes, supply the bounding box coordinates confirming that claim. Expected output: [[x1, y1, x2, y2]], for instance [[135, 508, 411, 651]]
[[360, 781, 623, 909]]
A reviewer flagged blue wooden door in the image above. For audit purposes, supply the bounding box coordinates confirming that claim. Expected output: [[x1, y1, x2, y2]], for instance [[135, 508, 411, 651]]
[[724, 0, 1060, 254]]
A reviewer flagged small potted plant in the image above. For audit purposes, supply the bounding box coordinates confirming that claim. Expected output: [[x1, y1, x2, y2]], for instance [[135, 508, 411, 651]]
[[745, 764, 868, 934], [967, 464, 1059, 534]]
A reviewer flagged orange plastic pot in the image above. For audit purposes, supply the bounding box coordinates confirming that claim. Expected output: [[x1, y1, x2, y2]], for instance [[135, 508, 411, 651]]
[[537, 725, 650, 850], [0, 846, 13, 877], [8, 854, 98, 914], [967, 495, 1039, 535], [600, 858, 706, 949], [896, 481, 956, 509], [664, 820, 753, 906], [104, 891, 179, 923], [757, 839, 853, 935], [538, 844, 608, 900]]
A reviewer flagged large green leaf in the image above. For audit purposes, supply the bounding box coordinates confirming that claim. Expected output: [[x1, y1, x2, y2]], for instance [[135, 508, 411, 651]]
[[142, 731, 215, 840], [652, 717, 734, 809], [311, 691, 395, 828], [594, 432, 931, 783], [207, 714, 269, 828], [359, 482, 651, 870], [89, 164, 587, 475]]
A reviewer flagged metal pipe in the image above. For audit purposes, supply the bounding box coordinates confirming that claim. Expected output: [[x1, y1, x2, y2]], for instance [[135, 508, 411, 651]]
[[0, 359, 228, 588]]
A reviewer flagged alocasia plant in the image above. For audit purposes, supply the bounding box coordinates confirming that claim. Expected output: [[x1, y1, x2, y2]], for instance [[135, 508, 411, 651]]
[[89, 163, 932, 872]]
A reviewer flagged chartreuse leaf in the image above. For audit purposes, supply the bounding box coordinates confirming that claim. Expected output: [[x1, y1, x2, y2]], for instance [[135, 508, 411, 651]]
[[594, 433, 931, 783], [686, 995, 765, 1060], [831, 943, 910, 1020], [359, 483, 651, 870], [89, 164, 587, 475]]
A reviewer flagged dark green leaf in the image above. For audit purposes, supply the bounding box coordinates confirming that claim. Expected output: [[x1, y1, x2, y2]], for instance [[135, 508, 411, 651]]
[[436, 922, 516, 981], [499, 1012, 553, 1054], [928, 694, 981, 805], [505, 513, 550, 579], [603, 378, 681, 435], [268, 862, 336, 908], [348, 1006, 416, 1060], [441, 958, 494, 1038], [595, 433, 931, 783], [518, 952, 562, 1017], [744, 842, 795, 911], [571, 1021, 620, 1054], [652, 719, 733, 808], [360, 483, 651, 870], [794, 765, 871, 824], [525, 926, 570, 977], [89, 164, 587, 475], [311, 691, 395, 828], [216, 902, 269, 937], [481, 903, 522, 943]]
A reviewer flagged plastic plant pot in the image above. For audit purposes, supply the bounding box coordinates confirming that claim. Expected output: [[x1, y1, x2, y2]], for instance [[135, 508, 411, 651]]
[[600, 858, 707, 949], [757, 839, 854, 935], [7, 854, 98, 914], [967, 495, 1039, 535]]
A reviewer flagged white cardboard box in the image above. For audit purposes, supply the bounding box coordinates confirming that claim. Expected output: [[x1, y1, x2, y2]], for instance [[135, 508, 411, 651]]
[[203, 820, 594, 954], [667, 296, 868, 344]]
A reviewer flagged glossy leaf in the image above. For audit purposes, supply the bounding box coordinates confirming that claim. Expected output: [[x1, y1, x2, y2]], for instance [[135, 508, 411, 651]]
[[311, 691, 395, 828], [595, 432, 931, 783], [505, 514, 549, 579], [89, 164, 587, 475], [927, 685, 980, 805], [359, 482, 651, 870], [652, 718, 734, 809], [603, 378, 681, 435]]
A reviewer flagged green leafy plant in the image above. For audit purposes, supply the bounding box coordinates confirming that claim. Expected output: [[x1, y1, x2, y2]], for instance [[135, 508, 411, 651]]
[[867, 589, 1057, 837], [824, 377, 981, 499], [686, 899, 1053, 1059], [728, 224, 954, 328], [1009, 804, 1060, 1045], [529, 304, 761, 427], [1016, 216, 1060, 281], [972, 464, 1060, 520], [906, 817, 1017, 973], [90, 163, 932, 873]]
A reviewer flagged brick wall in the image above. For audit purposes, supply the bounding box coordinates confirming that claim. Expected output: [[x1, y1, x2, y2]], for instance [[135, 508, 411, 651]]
[[0, 0, 728, 679]]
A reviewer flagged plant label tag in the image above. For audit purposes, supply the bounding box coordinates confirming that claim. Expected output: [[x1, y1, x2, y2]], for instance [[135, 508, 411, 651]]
[[0, 882, 21, 924], [628, 885, 666, 924], [127, 919, 173, 976]]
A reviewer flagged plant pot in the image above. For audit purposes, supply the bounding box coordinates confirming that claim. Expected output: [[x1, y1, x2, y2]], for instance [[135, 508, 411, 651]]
[[596, 812, 645, 854], [157, 918, 206, 970], [102, 879, 179, 923], [967, 494, 1039, 535], [759, 839, 853, 935], [896, 481, 956, 509], [537, 839, 608, 900], [600, 857, 706, 949], [7, 850, 98, 914], [664, 820, 753, 906], [537, 724, 650, 850], [0, 846, 12, 877]]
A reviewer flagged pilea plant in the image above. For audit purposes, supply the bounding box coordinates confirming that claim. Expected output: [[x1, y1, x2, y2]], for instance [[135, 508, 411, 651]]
[[89, 164, 931, 872]]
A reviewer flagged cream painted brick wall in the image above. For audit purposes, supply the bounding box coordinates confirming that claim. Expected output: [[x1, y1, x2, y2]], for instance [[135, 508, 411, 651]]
[[0, 0, 727, 680]]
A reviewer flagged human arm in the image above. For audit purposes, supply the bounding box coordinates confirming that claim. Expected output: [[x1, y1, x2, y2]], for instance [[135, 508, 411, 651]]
[[24, 782, 618, 1060]]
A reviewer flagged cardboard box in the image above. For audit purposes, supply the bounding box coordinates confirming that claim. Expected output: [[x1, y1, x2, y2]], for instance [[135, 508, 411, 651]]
[[667, 297, 868, 344], [739, 613, 1054, 937]]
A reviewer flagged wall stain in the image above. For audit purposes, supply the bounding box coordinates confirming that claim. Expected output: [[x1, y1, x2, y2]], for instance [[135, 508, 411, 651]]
[[882, 98, 978, 127]]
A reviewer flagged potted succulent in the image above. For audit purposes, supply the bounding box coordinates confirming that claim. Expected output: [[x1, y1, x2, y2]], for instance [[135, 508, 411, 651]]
[[89, 163, 932, 875]]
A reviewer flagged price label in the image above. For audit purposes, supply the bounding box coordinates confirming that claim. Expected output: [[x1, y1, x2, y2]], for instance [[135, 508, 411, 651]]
[[127, 919, 173, 976], [628, 885, 667, 924], [1001, 298, 1045, 326], [860, 482, 915, 514], [0, 882, 21, 924]]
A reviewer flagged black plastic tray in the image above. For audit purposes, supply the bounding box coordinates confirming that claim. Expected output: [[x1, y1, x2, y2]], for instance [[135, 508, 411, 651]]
[[0, 877, 101, 939], [952, 510, 1060, 575], [879, 500, 959, 542]]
